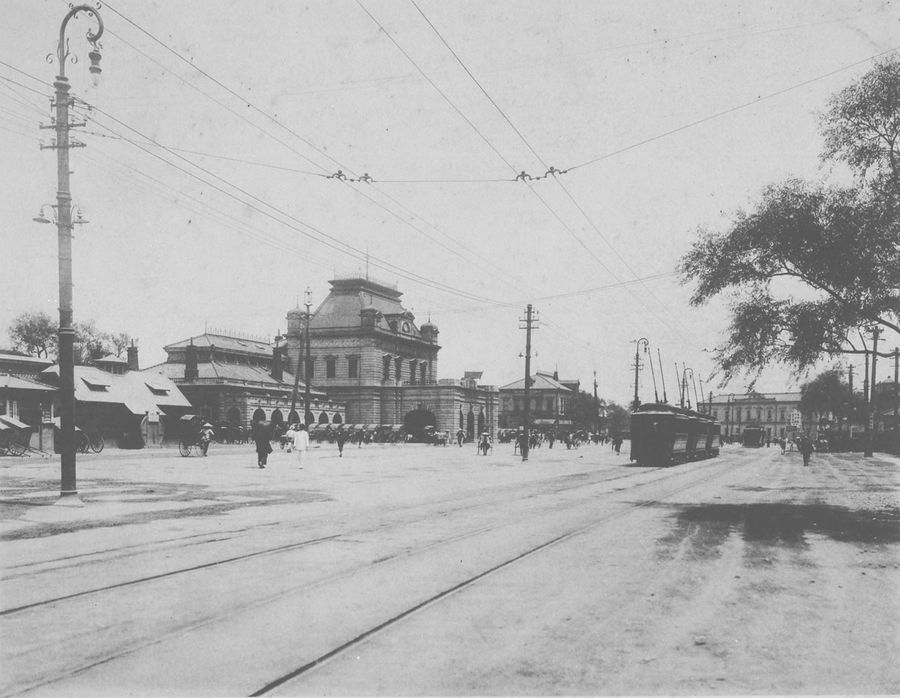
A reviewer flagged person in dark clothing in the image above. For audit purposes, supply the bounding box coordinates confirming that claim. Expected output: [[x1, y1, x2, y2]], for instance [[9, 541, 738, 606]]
[[335, 429, 346, 457], [612, 434, 623, 455], [252, 420, 272, 468], [798, 436, 814, 466]]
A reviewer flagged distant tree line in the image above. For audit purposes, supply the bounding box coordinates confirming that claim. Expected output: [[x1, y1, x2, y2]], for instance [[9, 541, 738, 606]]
[[6, 311, 132, 365]]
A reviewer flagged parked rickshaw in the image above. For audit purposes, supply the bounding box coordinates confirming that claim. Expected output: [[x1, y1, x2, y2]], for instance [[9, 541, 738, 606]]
[[178, 414, 213, 456], [0, 415, 30, 456]]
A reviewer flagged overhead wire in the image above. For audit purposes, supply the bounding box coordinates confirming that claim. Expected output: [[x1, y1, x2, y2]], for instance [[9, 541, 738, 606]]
[[98, 3, 532, 297], [69, 96, 506, 305], [393, 0, 690, 340]]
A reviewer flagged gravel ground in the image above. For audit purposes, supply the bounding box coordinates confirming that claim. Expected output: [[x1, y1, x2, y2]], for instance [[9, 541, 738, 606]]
[[1, 441, 897, 696]]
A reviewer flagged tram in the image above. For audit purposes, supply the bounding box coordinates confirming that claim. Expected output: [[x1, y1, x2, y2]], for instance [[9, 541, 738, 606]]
[[741, 426, 766, 447], [630, 403, 721, 466]]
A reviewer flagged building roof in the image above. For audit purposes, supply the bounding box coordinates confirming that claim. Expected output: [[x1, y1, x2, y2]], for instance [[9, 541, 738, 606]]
[[0, 373, 56, 392], [164, 333, 272, 357], [0, 352, 53, 370], [145, 361, 326, 397], [41, 365, 191, 415], [710, 392, 801, 403], [310, 277, 422, 337], [499, 373, 573, 392]]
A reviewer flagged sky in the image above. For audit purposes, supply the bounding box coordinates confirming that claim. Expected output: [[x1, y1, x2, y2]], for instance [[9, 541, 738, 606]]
[[1, 0, 898, 406]]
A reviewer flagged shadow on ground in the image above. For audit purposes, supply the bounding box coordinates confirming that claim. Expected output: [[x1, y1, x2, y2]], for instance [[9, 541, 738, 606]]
[[653, 502, 900, 562]]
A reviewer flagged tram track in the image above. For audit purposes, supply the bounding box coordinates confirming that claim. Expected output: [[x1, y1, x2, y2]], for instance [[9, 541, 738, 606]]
[[0, 460, 679, 616], [249, 457, 755, 695], [3, 455, 745, 697]]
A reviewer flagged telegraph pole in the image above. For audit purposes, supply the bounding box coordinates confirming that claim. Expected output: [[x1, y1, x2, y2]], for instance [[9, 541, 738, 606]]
[[37, 6, 104, 503], [593, 370, 599, 434], [632, 338, 648, 409], [894, 348, 898, 426], [866, 326, 880, 457], [519, 304, 538, 461], [303, 288, 312, 426]]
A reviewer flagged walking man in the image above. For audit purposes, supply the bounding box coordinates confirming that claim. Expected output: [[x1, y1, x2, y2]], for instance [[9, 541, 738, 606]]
[[252, 419, 271, 468], [798, 435, 814, 467], [290, 423, 310, 468], [335, 428, 346, 457]]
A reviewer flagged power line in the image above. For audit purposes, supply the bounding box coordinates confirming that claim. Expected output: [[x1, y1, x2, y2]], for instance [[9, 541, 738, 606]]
[[404, 1, 692, 342], [567, 44, 900, 172], [98, 5, 528, 295], [71, 98, 506, 306]]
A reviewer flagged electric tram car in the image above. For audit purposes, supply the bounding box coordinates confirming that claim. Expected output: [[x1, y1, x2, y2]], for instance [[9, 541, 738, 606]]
[[741, 426, 767, 448], [630, 403, 721, 466]]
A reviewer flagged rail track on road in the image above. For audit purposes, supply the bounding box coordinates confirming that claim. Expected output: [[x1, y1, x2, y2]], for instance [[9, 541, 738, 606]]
[[1, 451, 763, 697], [0, 454, 733, 617]]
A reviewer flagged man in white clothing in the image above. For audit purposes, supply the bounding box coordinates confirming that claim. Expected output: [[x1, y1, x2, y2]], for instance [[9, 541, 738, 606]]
[[291, 423, 310, 468]]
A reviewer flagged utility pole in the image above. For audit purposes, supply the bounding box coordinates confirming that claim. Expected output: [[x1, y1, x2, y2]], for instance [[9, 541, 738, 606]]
[[35, 6, 104, 503], [303, 288, 312, 426], [657, 348, 668, 403], [848, 364, 854, 438], [866, 326, 880, 457], [894, 348, 898, 426], [519, 304, 537, 461], [593, 370, 599, 433], [863, 348, 870, 454], [632, 338, 648, 409]]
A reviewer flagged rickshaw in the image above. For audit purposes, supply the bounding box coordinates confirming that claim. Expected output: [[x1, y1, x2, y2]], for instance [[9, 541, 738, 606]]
[[0, 416, 30, 456], [178, 414, 213, 457]]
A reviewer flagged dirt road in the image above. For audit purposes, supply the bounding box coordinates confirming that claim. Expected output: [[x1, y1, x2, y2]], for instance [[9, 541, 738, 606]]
[[1, 443, 898, 695]]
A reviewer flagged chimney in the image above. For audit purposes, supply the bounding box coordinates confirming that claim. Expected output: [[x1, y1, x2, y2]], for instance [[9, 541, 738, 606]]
[[184, 340, 199, 381], [553, 369, 559, 381], [127, 341, 139, 372], [271, 344, 283, 382]]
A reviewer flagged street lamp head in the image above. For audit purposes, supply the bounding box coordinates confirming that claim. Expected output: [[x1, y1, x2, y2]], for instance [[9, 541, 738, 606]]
[[32, 212, 52, 225], [88, 47, 102, 87]]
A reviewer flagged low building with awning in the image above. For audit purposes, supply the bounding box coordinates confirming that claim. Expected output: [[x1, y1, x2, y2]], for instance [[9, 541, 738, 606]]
[[39, 363, 192, 448]]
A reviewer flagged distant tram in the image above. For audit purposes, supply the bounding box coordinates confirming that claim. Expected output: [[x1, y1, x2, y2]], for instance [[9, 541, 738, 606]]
[[741, 426, 766, 448], [630, 403, 721, 466]]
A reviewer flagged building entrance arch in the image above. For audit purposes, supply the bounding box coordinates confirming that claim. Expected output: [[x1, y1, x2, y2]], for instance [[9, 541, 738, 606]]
[[226, 407, 241, 426], [466, 410, 475, 440], [270, 409, 284, 430], [404, 408, 436, 442], [252, 408, 266, 423]]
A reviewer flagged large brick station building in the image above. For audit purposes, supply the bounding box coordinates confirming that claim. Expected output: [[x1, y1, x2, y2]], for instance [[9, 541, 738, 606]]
[[285, 277, 498, 440]]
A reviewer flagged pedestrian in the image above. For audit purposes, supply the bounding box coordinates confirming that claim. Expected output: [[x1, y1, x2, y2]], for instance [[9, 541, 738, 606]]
[[251, 419, 271, 468], [290, 423, 310, 468], [335, 428, 346, 457], [613, 434, 623, 455], [199, 422, 214, 456], [798, 435, 814, 467]]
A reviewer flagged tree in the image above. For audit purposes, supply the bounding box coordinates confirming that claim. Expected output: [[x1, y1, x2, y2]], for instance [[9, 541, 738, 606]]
[[8, 312, 57, 358], [605, 401, 631, 435], [6, 311, 132, 364], [680, 55, 900, 386], [799, 369, 851, 422]]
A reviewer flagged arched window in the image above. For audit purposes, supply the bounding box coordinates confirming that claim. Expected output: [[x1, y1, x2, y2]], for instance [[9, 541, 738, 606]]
[[318, 411, 329, 424], [288, 409, 300, 424], [332, 413, 343, 424]]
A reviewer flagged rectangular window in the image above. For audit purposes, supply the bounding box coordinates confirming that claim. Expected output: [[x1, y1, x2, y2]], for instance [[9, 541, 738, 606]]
[[326, 358, 336, 379], [383, 355, 391, 381], [420, 363, 427, 384], [409, 360, 416, 385], [348, 357, 358, 379], [395, 357, 402, 382]]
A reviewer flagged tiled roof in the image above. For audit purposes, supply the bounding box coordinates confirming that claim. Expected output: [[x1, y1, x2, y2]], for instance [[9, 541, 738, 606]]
[[310, 278, 422, 337], [145, 361, 326, 397], [0, 373, 56, 392], [164, 333, 272, 357], [41, 365, 191, 414], [500, 374, 573, 392]]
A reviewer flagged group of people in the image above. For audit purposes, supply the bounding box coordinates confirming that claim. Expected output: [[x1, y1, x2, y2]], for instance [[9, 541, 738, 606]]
[[252, 421, 309, 468]]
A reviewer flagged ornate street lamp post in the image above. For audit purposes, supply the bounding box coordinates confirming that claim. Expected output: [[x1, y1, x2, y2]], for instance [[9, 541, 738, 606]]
[[632, 338, 649, 409], [40, 5, 104, 502], [303, 288, 312, 426]]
